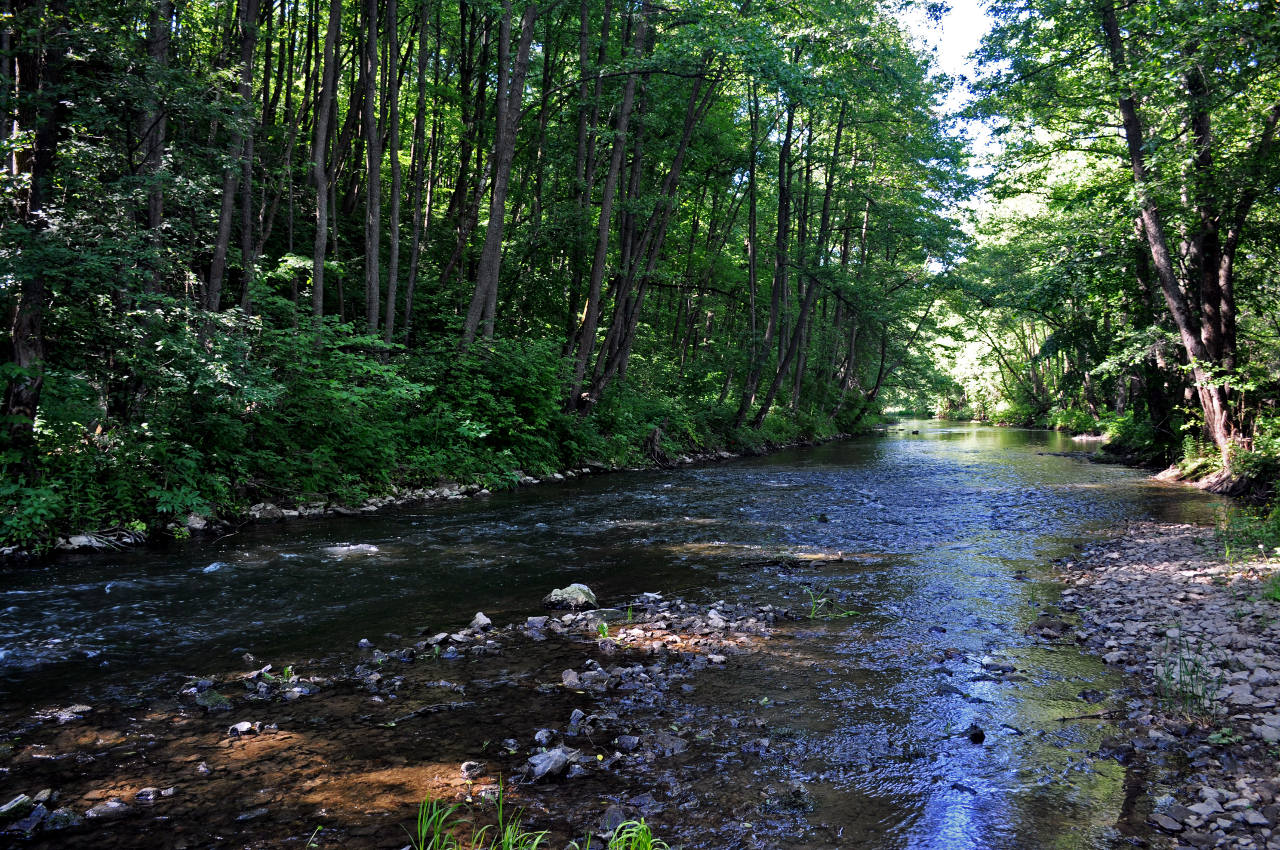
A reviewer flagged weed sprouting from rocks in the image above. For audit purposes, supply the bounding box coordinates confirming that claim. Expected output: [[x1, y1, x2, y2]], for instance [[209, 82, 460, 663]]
[[1155, 635, 1224, 720]]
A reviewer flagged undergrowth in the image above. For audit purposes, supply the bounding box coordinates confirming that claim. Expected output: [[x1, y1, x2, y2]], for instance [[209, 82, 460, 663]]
[[1, 310, 870, 551], [406, 790, 670, 850]]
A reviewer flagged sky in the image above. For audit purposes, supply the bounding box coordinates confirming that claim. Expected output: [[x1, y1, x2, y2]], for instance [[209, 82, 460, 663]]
[[900, 0, 1000, 165]]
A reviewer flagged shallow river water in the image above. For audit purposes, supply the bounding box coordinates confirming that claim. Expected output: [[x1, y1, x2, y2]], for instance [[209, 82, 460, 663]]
[[0, 423, 1221, 848]]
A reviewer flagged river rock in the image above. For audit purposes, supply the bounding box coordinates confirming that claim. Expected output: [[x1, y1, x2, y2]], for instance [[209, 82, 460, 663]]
[[526, 746, 578, 781], [249, 503, 284, 521], [42, 808, 82, 831], [646, 731, 688, 756], [0, 795, 31, 820], [599, 804, 627, 834], [543, 583, 597, 610], [470, 612, 493, 631], [85, 799, 130, 820], [4, 802, 45, 834]]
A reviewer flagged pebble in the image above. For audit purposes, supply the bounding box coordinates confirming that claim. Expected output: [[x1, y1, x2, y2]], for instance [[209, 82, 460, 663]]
[[1067, 521, 1280, 850]]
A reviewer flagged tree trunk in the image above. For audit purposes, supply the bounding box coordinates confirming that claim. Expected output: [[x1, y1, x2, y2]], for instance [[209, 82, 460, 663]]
[[460, 0, 540, 348], [363, 0, 381, 333], [207, 0, 259, 312], [566, 12, 640, 406], [310, 0, 341, 320], [4, 0, 67, 478], [382, 0, 402, 343]]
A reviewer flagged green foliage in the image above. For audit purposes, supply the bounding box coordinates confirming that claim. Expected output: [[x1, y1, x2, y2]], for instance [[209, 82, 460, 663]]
[[406, 785, 547, 850], [1155, 635, 1224, 721], [1219, 503, 1280, 564], [1046, 407, 1098, 435]]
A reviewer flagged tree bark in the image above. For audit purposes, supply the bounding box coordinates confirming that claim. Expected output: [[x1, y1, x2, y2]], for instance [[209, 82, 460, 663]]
[[207, 0, 259, 312], [382, 0, 402, 343], [363, 0, 381, 333], [460, 0, 540, 348], [310, 0, 341, 320]]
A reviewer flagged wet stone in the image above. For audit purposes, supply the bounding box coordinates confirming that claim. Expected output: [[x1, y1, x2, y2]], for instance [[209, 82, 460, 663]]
[[42, 808, 82, 831], [526, 746, 577, 781], [85, 799, 131, 820]]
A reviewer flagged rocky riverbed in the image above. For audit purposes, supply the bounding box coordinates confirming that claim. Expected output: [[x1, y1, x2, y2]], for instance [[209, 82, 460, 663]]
[[1061, 522, 1280, 850], [0, 584, 807, 847]]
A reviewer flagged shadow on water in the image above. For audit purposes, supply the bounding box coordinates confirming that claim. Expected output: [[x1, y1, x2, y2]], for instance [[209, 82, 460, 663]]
[[0, 421, 1222, 847]]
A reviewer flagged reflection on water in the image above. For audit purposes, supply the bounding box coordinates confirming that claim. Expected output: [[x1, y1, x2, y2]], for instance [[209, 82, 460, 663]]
[[0, 422, 1220, 848]]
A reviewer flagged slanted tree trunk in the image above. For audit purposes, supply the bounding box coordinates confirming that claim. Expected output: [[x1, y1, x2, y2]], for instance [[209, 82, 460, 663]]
[[362, 0, 381, 333], [566, 8, 641, 406], [403, 0, 434, 342], [735, 96, 793, 427], [207, 0, 259, 312], [140, 0, 173, 294], [460, 0, 540, 348], [310, 0, 341, 319], [1099, 0, 1280, 464], [4, 0, 67, 478], [382, 0, 402, 343]]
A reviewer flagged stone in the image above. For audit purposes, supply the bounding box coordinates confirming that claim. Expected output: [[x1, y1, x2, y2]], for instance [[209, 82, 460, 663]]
[[470, 612, 493, 631], [85, 799, 130, 820], [647, 731, 688, 756], [185, 514, 209, 532], [615, 735, 640, 752], [526, 746, 577, 781], [249, 503, 284, 521], [1151, 813, 1184, 833], [599, 805, 627, 834], [1190, 800, 1224, 818], [561, 670, 581, 688], [0, 796, 31, 820], [461, 761, 484, 779], [42, 808, 82, 831], [543, 583, 597, 610]]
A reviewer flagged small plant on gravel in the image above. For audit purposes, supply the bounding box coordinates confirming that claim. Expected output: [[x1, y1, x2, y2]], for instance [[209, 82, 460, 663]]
[[597, 621, 609, 638], [1263, 574, 1280, 603], [1208, 727, 1244, 746], [571, 820, 671, 850], [407, 782, 548, 850], [607, 820, 671, 850], [804, 587, 861, 620], [1155, 636, 1224, 720]]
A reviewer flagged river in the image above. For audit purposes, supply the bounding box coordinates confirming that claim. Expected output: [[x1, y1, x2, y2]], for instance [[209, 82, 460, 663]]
[[0, 422, 1220, 848]]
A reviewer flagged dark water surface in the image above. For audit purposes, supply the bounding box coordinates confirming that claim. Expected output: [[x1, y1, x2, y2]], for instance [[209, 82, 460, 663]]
[[0, 423, 1220, 847]]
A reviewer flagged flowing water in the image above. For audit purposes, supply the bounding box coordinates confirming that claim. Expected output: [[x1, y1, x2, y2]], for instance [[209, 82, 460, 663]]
[[0, 423, 1221, 847]]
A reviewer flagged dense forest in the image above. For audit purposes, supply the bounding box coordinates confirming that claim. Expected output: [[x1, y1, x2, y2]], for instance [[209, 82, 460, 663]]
[[2, 0, 1278, 550]]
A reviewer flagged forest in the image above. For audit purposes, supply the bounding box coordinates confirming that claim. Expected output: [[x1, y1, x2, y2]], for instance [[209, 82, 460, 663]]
[[2, 0, 1278, 550]]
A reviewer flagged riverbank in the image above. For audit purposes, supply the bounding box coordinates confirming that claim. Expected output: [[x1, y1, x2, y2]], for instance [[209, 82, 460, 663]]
[[3, 427, 872, 564], [1060, 521, 1280, 850], [0, 585, 799, 847]]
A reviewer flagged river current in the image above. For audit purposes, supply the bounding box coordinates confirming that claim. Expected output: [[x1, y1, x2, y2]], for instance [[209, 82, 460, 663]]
[[0, 422, 1220, 848]]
